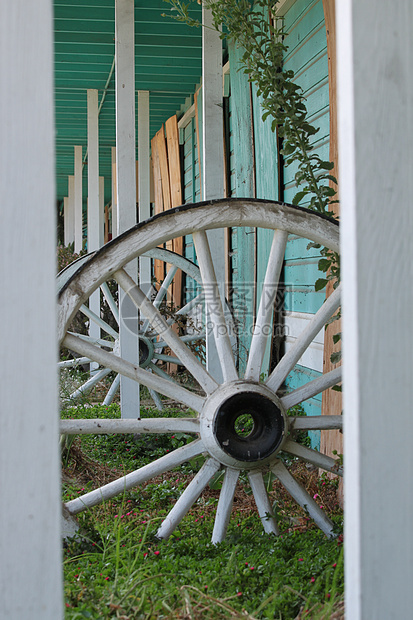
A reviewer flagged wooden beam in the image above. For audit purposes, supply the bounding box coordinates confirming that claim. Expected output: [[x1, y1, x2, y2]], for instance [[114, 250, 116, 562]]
[[320, 0, 342, 493], [0, 0, 62, 616], [111, 146, 117, 238], [138, 90, 151, 293], [151, 130, 165, 286], [74, 145, 83, 253], [337, 0, 413, 617], [115, 0, 140, 418], [165, 114, 183, 307], [202, 6, 226, 383]]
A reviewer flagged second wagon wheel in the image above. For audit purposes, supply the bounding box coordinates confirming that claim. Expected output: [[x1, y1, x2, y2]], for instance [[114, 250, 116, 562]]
[[58, 247, 207, 409], [59, 198, 342, 543]]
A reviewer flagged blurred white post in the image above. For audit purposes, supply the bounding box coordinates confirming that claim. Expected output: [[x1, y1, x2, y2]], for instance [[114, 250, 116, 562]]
[[74, 145, 83, 253], [138, 90, 151, 292], [111, 146, 117, 239], [99, 176, 105, 246], [63, 191, 74, 247], [64, 175, 75, 246], [202, 6, 225, 382], [87, 89, 101, 371], [338, 1, 413, 618], [115, 0, 140, 418], [0, 0, 63, 617]]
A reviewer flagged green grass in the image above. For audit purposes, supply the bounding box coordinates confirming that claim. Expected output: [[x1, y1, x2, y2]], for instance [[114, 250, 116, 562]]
[[62, 404, 344, 619]]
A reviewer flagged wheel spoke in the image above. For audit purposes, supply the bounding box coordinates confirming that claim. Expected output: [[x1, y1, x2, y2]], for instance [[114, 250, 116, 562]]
[[67, 331, 116, 349], [149, 389, 164, 410], [211, 467, 239, 544], [288, 415, 343, 431], [248, 471, 279, 535], [114, 267, 218, 395], [174, 292, 204, 317], [58, 356, 90, 368], [193, 230, 238, 383], [63, 333, 205, 412], [282, 439, 343, 476], [79, 304, 119, 339], [100, 281, 120, 325], [148, 362, 178, 383], [280, 367, 342, 410], [64, 438, 205, 515], [156, 332, 206, 349], [267, 284, 341, 393], [68, 367, 112, 400], [245, 230, 288, 381], [141, 264, 178, 334], [103, 373, 120, 405], [272, 460, 335, 537], [60, 417, 200, 435], [156, 458, 221, 540], [152, 353, 182, 365]]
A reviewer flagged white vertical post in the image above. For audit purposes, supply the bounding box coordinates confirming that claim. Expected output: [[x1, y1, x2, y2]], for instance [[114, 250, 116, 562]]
[[99, 176, 105, 247], [115, 0, 140, 418], [0, 0, 62, 617], [74, 145, 83, 253], [87, 89, 101, 370], [65, 175, 75, 246], [202, 6, 225, 382], [337, 1, 413, 618], [63, 193, 74, 247], [87, 89, 100, 253], [111, 146, 117, 239], [138, 90, 151, 293]]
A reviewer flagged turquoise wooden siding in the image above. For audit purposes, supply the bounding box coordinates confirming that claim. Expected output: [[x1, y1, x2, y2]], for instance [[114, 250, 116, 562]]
[[282, 0, 329, 443], [182, 114, 201, 303], [226, 0, 329, 446], [228, 42, 256, 374]]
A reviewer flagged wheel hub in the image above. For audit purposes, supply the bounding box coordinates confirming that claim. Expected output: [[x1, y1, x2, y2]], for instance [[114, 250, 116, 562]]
[[200, 382, 287, 469], [138, 336, 155, 368]]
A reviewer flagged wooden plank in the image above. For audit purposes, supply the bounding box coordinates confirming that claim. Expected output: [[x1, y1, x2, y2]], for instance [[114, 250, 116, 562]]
[[0, 0, 62, 616], [157, 125, 171, 212], [157, 125, 172, 255], [151, 130, 165, 286], [165, 114, 183, 307], [320, 0, 342, 493], [165, 115, 182, 208]]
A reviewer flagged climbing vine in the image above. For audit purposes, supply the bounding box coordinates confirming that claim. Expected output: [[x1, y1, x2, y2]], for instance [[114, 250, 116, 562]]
[[164, 0, 340, 293]]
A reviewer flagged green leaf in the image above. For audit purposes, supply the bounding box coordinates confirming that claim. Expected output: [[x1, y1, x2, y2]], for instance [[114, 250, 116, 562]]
[[332, 333, 341, 344], [330, 351, 342, 364], [292, 190, 307, 205], [319, 161, 335, 170], [318, 258, 331, 272], [315, 278, 328, 292]]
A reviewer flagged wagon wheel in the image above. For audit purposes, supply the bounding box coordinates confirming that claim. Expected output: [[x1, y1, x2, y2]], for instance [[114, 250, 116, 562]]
[[59, 198, 342, 542], [58, 248, 207, 409]]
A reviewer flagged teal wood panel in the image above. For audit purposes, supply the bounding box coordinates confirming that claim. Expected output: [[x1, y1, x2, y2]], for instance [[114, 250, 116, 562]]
[[281, 0, 329, 416], [285, 365, 322, 449], [228, 42, 256, 374], [251, 82, 280, 378]]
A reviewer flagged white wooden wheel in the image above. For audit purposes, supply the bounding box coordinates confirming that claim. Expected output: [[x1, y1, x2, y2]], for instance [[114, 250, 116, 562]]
[[59, 198, 342, 542], [58, 248, 206, 409]]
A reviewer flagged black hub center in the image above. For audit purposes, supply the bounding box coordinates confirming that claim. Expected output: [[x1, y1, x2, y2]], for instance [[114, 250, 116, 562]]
[[139, 339, 150, 366], [214, 392, 285, 462]]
